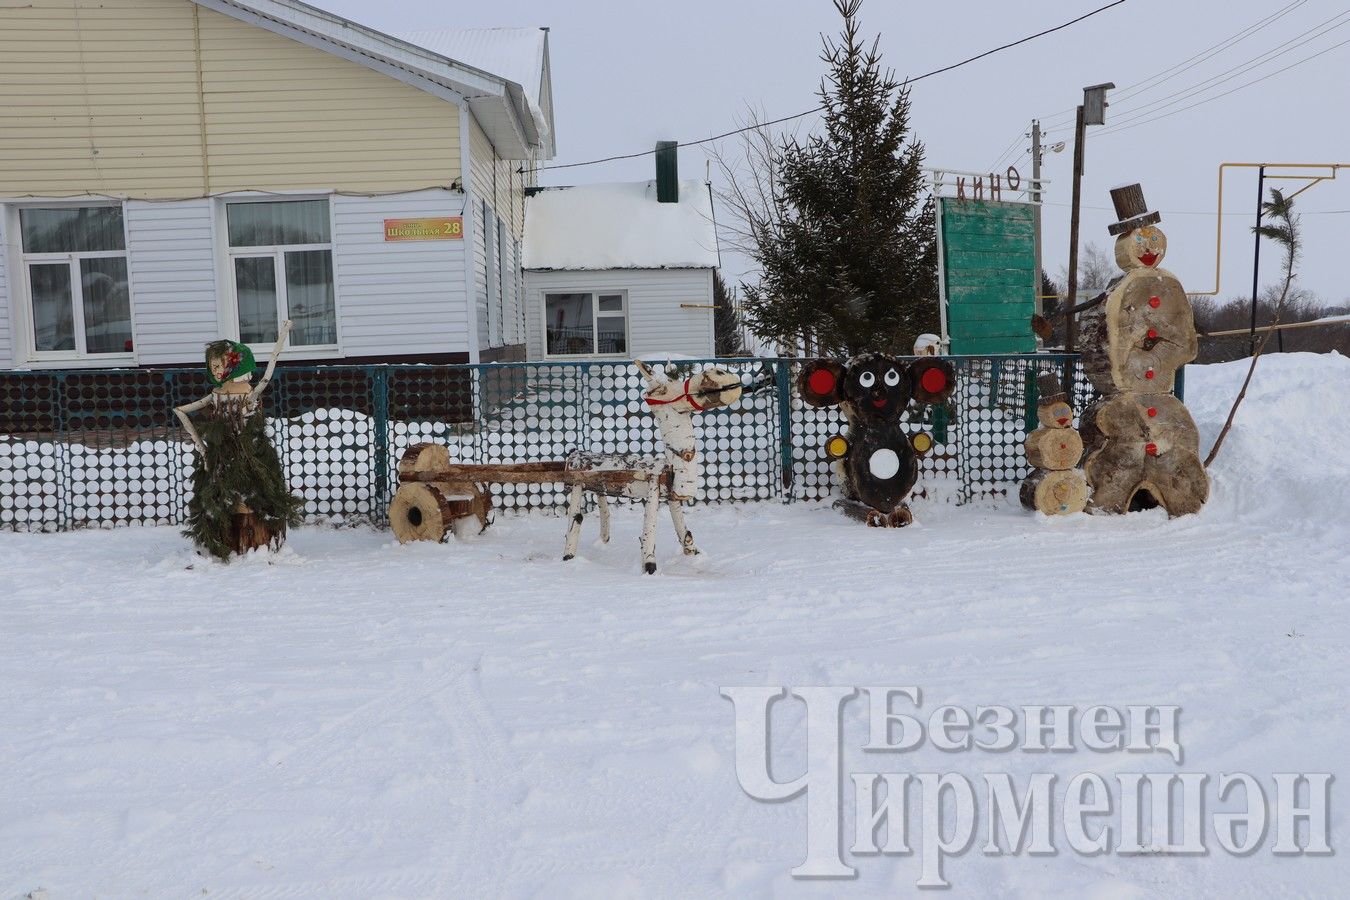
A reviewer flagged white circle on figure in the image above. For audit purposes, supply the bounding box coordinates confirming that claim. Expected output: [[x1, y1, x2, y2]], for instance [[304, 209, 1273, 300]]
[[869, 448, 900, 479]]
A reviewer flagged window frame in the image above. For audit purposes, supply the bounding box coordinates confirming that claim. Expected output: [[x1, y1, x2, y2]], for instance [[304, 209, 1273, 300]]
[[217, 194, 342, 358], [541, 289, 630, 359], [7, 200, 137, 367]]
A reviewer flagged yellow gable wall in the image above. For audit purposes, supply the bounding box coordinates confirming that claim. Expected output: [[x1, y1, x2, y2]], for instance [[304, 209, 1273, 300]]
[[0, 0, 460, 198]]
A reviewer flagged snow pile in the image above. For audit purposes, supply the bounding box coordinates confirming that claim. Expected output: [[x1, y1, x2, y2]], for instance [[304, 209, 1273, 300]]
[[1185, 351, 1350, 523], [523, 180, 719, 270]]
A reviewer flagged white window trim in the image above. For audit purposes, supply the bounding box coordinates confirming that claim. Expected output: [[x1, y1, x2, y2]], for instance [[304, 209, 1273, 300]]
[[541, 288, 630, 359], [4, 200, 138, 368], [215, 194, 343, 360]]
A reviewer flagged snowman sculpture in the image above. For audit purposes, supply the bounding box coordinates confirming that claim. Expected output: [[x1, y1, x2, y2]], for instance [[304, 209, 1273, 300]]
[[1076, 184, 1208, 516]]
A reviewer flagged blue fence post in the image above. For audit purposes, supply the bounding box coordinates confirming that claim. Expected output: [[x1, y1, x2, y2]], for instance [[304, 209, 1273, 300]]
[[372, 366, 389, 524], [775, 360, 793, 500], [55, 371, 70, 531], [1023, 368, 1038, 434]]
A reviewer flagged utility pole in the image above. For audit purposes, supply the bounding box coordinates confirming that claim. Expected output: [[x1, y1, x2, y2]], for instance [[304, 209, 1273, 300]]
[[1249, 164, 1266, 357], [1064, 82, 1115, 353], [1031, 119, 1044, 320], [1064, 105, 1086, 352]]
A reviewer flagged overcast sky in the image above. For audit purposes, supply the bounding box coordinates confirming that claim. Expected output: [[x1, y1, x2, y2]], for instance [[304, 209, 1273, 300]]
[[324, 0, 1349, 307]]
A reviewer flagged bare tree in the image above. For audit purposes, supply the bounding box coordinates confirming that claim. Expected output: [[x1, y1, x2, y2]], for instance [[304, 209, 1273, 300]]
[[1204, 189, 1300, 468], [1056, 242, 1116, 296]]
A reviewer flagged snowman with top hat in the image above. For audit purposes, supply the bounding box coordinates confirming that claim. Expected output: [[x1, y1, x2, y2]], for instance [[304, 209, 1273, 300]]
[[1075, 183, 1208, 516]]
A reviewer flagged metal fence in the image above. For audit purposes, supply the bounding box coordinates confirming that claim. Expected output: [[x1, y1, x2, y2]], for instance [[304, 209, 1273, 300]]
[[0, 354, 1160, 532]]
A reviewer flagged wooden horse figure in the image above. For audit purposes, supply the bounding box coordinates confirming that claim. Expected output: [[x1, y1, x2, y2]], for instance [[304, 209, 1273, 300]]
[[561, 360, 743, 573]]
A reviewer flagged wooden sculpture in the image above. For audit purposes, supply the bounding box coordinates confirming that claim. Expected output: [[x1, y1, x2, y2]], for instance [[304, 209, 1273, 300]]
[[1020, 373, 1087, 515], [174, 321, 305, 558], [798, 353, 956, 526], [388, 361, 744, 574], [1076, 184, 1209, 516]]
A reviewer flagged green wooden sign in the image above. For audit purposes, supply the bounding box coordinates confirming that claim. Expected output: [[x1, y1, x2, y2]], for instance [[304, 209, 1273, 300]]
[[938, 198, 1036, 354]]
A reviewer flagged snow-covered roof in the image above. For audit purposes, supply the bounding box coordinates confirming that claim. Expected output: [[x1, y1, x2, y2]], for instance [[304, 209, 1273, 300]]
[[190, 0, 553, 160], [524, 180, 719, 271], [396, 28, 552, 153]]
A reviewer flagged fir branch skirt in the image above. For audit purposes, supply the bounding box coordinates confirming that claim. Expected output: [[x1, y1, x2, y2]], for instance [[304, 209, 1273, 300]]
[[184, 401, 305, 559]]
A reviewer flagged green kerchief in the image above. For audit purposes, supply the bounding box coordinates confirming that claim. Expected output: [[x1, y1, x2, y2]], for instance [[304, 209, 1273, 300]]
[[205, 340, 257, 387]]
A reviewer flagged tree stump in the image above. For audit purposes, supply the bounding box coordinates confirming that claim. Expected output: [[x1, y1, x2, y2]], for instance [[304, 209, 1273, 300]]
[[1024, 427, 1084, 471], [1078, 271, 1197, 395], [1020, 469, 1088, 515], [229, 502, 279, 554], [1080, 393, 1208, 515]]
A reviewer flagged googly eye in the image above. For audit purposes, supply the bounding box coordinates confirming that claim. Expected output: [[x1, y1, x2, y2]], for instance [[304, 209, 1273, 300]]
[[883, 368, 900, 387], [858, 371, 876, 388]]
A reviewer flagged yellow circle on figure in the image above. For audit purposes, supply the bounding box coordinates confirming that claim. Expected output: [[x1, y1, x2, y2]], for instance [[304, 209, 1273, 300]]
[[826, 436, 849, 458], [912, 432, 933, 454]]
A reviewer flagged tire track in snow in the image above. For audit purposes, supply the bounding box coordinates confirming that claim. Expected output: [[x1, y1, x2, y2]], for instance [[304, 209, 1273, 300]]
[[118, 652, 479, 896]]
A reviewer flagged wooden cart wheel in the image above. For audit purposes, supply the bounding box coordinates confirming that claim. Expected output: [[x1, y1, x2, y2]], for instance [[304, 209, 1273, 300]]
[[390, 482, 461, 543], [445, 481, 493, 538], [398, 442, 451, 482]]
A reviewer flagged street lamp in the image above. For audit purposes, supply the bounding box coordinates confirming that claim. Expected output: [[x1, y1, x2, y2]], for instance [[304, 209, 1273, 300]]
[[1064, 81, 1115, 352]]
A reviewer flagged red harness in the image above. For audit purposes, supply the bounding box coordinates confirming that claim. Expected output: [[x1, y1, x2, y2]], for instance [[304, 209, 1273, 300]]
[[644, 378, 706, 412]]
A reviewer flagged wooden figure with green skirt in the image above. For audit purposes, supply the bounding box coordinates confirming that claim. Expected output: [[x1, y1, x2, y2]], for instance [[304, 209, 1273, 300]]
[[174, 321, 305, 559]]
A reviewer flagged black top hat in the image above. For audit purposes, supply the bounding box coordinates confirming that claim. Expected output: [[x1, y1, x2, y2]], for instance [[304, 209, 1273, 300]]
[[1107, 183, 1161, 236]]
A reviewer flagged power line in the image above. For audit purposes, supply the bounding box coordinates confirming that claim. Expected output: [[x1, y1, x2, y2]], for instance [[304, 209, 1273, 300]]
[[1037, 0, 1309, 129], [1095, 33, 1350, 137], [985, 130, 1026, 173], [529, 0, 1128, 174], [1042, 201, 1350, 216], [1091, 8, 1350, 133]]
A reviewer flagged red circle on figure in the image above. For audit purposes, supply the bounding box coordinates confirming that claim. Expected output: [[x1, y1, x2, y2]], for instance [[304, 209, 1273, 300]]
[[1149, 296, 1161, 308], [1145, 369, 1156, 380], [1145, 442, 1158, 456], [920, 368, 947, 394], [808, 368, 836, 397], [1147, 407, 1157, 417], [1147, 328, 1158, 339]]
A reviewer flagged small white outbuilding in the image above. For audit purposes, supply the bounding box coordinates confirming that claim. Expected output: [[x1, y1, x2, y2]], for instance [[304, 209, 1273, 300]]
[[523, 164, 719, 360]]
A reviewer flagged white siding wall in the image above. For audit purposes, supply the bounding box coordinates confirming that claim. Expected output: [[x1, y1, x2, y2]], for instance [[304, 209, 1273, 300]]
[[524, 268, 715, 360], [124, 200, 219, 365], [0, 211, 11, 368], [471, 195, 489, 350], [502, 229, 522, 346], [331, 190, 470, 358]]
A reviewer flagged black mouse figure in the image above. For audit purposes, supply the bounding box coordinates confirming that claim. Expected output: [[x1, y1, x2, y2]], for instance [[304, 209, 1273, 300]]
[[799, 353, 957, 527]]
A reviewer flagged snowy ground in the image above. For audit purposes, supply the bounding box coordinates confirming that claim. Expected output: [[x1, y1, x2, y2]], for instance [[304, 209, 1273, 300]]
[[2, 353, 1347, 898]]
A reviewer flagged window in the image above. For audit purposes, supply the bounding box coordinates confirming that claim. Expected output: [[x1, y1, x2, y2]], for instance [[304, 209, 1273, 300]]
[[545, 291, 627, 356], [225, 199, 336, 348], [19, 205, 132, 358]]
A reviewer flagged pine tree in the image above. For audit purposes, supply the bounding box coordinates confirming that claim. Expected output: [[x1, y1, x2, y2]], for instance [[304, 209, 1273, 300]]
[[712, 270, 745, 356], [741, 0, 936, 357]]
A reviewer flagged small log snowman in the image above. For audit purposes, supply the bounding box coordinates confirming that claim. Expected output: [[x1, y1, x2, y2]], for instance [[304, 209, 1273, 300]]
[[1020, 373, 1088, 515], [1076, 184, 1209, 515]]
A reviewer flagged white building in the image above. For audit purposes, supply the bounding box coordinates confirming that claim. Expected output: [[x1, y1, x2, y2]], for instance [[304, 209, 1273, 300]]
[[523, 165, 720, 361], [0, 0, 554, 369]]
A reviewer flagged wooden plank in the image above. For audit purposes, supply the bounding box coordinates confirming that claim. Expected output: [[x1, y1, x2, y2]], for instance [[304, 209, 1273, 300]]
[[947, 303, 1033, 325]]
